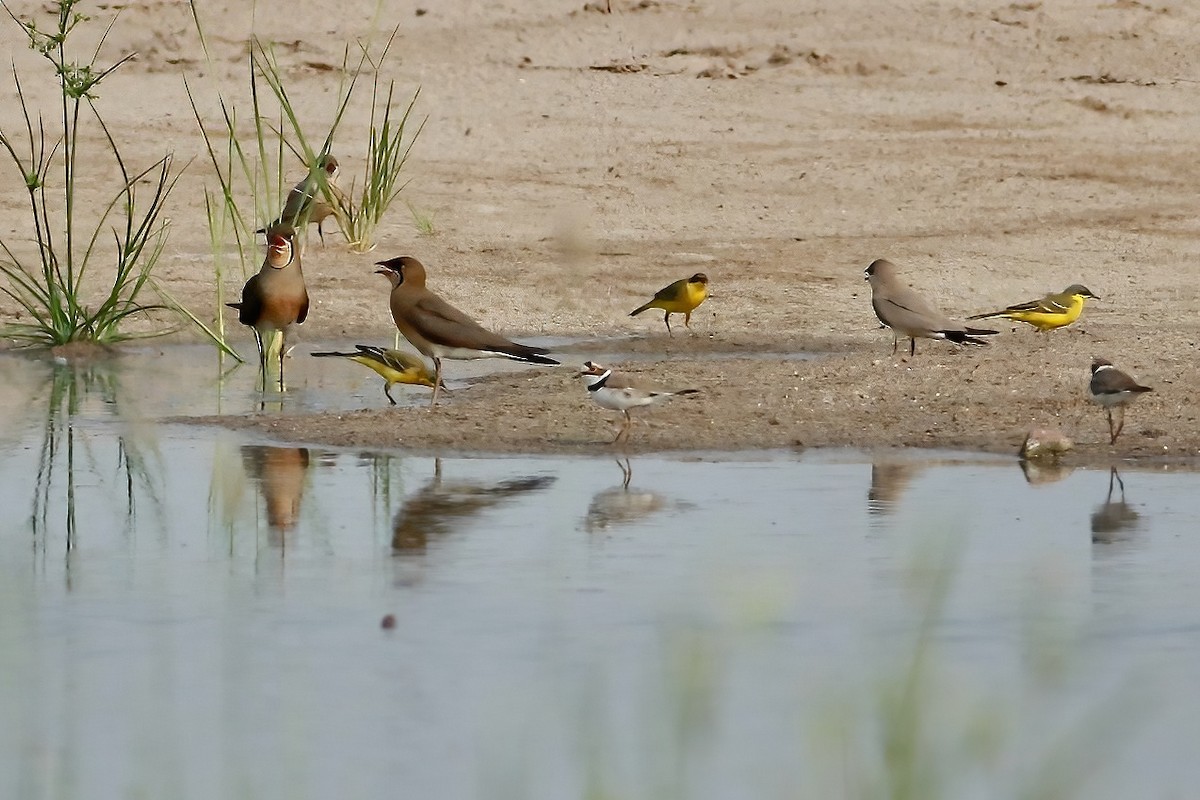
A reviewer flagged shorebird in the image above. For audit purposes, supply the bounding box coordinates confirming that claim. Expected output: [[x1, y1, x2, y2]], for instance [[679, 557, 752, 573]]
[[311, 345, 441, 405], [629, 273, 709, 336], [271, 153, 346, 247], [969, 284, 1099, 332], [580, 360, 699, 443], [227, 223, 308, 391], [1089, 357, 1153, 444], [864, 259, 998, 356], [374, 256, 559, 407]]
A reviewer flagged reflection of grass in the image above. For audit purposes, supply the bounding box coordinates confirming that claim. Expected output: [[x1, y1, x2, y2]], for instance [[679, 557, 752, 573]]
[[495, 536, 1142, 800], [29, 357, 164, 551]]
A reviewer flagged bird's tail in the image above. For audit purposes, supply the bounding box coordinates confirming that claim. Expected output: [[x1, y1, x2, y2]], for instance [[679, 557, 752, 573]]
[[674, 389, 701, 396], [943, 328, 998, 346], [225, 302, 242, 311], [310, 350, 356, 359], [629, 301, 656, 317], [496, 344, 560, 365], [966, 310, 1005, 321]]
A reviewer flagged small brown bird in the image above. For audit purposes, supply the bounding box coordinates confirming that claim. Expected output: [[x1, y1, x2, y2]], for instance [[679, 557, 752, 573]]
[[311, 345, 442, 405], [629, 273, 710, 336], [227, 223, 309, 391], [1089, 357, 1153, 444], [580, 360, 699, 443], [864, 259, 998, 356], [374, 256, 560, 407], [272, 154, 346, 246]]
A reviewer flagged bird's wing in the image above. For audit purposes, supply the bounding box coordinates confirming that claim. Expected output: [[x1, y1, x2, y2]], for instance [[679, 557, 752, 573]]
[[296, 289, 309, 324], [236, 274, 263, 326], [652, 279, 687, 302], [877, 290, 961, 333], [411, 293, 522, 351], [1002, 292, 1071, 314]]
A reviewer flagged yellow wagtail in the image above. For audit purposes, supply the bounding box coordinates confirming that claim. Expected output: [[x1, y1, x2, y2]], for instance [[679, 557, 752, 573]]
[[629, 273, 709, 335], [968, 284, 1098, 332], [311, 345, 443, 405]]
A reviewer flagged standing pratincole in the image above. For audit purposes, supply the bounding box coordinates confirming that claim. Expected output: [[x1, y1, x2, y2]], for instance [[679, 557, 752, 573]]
[[227, 223, 308, 391], [1089, 357, 1153, 444], [271, 153, 346, 247], [864, 259, 998, 356], [968, 284, 1099, 332], [374, 256, 559, 407], [311, 345, 441, 405], [579, 360, 699, 443], [629, 273, 709, 336]]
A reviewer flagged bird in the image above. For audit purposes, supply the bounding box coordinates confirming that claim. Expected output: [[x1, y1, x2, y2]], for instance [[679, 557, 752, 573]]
[[1089, 357, 1153, 444], [227, 223, 308, 391], [863, 259, 998, 356], [629, 273, 709, 336], [967, 284, 1099, 332], [374, 256, 560, 407], [580, 360, 699, 443], [311, 345, 442, 405], [240, 445, 311, 544], [270, 153, 346, 247]]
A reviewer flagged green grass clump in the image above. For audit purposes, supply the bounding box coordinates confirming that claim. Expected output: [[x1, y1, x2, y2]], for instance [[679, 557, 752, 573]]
[[0, 0, 183, 347]]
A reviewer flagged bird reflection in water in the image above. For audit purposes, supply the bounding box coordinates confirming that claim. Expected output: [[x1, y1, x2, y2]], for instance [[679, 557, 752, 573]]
[[241, 445, 311, 545], [391, 458, 556, 554], [867, 461, 922, 517], [1091, 467, 1142, 544], [1019, 458, 1074, 486], [582, 458, 665, 533]]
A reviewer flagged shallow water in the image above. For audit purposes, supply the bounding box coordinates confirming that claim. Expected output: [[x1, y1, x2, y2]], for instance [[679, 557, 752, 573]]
[[1, 350, 1199, 799]]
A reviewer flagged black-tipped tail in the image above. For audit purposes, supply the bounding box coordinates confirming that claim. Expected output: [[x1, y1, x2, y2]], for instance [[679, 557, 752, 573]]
[[966, 311, 1003, 321], [943, 328, 997, 346], [495, 343, 559, 366]]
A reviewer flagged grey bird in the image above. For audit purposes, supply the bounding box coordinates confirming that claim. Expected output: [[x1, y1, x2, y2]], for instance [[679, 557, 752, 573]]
[[1089, 357, 1153, 444], [863, 259, 998, 356], [270, 154, 346, 246]]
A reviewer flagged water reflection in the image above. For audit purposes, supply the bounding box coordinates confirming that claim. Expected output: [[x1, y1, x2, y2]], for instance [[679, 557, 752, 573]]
[[241, 445, 312, 542], [1020, 458, 1075, 486], [6, 353, 163, 555], [391, 458, 556, 554], [867, 460, 922, 516], [583, 458, 666, 532], [1091, 468, 1142, 544]]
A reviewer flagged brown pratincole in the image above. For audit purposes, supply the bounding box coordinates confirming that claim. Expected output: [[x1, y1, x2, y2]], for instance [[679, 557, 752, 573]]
[[1089, 357, 1153, 444], [374, 256, 560, 407], [271, 154, 346, 247], [227, 223, 309, 391], [863, 258, 998, 356]]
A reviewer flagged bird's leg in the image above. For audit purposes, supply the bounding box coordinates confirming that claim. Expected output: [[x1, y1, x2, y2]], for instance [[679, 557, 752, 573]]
[[253, 329, 267, 392], [664, 312, 673, 337], [1112, 407, 1126, 443], [684, 311, 692, 330], [1106, 409, 1116, 444], [277, 331, 287, 392], [384, 383, 397, 406], [614, 411, 633, 444], [430, 358, 443, 407], [617, 457, 632, 488], [891, 333, 898, 355], [909, 338, 917, 357]]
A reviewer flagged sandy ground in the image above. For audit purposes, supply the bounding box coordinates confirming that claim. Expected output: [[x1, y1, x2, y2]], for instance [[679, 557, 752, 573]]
[[3, 0, 1200, 462]]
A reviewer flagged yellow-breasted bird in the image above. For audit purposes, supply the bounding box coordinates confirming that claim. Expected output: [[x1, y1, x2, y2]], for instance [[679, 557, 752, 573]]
[[311, 345, 443, 405], [629, 273, 709, 335], [967, 284, 1098, 332]]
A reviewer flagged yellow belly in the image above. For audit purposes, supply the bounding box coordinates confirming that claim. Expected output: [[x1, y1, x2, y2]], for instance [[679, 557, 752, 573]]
[[1006, 298, 1083, 331]]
